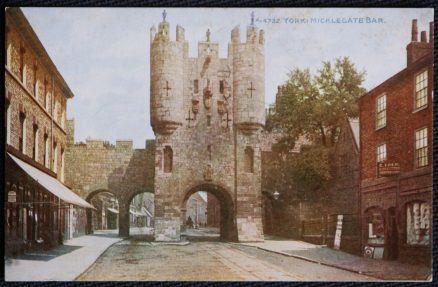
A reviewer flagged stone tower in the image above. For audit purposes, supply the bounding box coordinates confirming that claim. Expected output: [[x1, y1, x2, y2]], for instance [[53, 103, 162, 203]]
[[150, 11, 265, 242]]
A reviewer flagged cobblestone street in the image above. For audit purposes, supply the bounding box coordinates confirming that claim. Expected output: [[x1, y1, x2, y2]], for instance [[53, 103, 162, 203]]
[[77, 240, 376, 281]]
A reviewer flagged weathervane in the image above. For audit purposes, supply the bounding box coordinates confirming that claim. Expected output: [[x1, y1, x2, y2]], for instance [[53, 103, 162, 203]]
[[162, 9, 167, 21], [251, 11, 255, 25]]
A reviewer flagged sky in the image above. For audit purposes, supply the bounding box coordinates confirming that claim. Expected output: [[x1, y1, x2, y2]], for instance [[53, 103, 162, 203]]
[[22, 8, 433, 148]]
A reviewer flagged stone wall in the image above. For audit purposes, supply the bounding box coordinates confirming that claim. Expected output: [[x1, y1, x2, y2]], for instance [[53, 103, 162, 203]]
[[64, 119, 155, 236]]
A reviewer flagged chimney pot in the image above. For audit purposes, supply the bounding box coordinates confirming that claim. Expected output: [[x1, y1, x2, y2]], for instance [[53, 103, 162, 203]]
[[412, 19, 418, 42], [421, 31, 427, 42]]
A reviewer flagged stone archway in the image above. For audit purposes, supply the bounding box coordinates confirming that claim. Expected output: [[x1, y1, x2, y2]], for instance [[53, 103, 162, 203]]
[[181, 182, 237, 242], [85, 189, 119, 235], [121, 190, 155, 237]]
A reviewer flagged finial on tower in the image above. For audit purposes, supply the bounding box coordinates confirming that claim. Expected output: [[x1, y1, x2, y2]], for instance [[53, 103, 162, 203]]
[[206, 29, 211, 42], [162, 9, 167, 21], [251, 11, 255, 26]]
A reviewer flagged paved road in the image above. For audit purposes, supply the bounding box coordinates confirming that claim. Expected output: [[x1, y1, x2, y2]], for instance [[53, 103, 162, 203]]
[[77, 240, 377, 281]]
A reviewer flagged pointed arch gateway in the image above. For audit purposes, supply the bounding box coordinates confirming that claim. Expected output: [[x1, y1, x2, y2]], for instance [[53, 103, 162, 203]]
[[181, 183, 238, 242]]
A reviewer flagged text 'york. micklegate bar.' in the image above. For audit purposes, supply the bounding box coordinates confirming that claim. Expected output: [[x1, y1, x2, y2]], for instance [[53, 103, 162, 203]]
[[3, 7, 433, 282]]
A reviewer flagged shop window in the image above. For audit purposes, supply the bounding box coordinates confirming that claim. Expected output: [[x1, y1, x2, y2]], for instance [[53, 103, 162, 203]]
[[406, 201, 430, 245], [414, 70, 428, 110], [163, 146, 173, 173], [244, 146, 254, 173], [415, 127, 428, 167]]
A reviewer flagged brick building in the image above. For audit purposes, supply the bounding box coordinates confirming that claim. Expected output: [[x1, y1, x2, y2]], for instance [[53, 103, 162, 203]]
[[4, 8, 93, 256], [358, 20, 433, 265], [150, 12, 266, 241]]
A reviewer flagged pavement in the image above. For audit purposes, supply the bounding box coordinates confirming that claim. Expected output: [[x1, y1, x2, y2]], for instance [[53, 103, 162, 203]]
[[4, 231, 122, 281], [239, 236, 432, 281]]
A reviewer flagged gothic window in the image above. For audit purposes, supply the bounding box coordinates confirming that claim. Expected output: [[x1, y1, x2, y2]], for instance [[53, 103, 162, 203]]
[[244, 146, 254, 173], [163, 146, 173, 173], [19, 112, 26, 154], [406, 201, 430, 245], [194, 79, 199, 94], [33, 124, 39, 161]]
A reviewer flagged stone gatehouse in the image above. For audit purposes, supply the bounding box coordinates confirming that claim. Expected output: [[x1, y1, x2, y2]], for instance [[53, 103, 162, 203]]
[[150, 13, 266, 242]]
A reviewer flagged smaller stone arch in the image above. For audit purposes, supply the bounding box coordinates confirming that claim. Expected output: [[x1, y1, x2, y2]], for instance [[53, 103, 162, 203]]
[[85, 189, 120, 235], [181, 182, 237, 241], [120, 189, 155, 237]]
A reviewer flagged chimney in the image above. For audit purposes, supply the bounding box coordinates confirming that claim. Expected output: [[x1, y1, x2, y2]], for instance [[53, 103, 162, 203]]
[[412, 19, 418, 41], [421, 31, 427, 42], [407, 19, 432, 66]]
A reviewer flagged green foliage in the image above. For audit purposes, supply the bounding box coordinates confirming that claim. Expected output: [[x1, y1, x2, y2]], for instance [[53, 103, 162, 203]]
[[266, 57, 366, 201]]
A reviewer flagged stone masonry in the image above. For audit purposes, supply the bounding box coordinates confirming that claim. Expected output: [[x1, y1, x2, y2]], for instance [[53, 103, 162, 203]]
[[64, 119, 155, 237], [150, 13, 265, 242]]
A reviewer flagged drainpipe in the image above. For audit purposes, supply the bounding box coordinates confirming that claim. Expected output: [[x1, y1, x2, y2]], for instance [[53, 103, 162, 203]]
[[233, 123, 238, 240], [51, 76, 54, 173]]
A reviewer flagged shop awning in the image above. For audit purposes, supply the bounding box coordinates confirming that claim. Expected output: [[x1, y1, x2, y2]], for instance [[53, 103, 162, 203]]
[[8, 153, 95, 209]]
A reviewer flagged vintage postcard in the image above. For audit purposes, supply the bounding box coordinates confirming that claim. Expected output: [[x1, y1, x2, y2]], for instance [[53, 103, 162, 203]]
[[4, 7, 433, 281]]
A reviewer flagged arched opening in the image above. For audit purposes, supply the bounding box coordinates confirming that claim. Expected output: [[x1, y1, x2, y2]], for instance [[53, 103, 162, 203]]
[[163, 146, 173, 173], [128, 192, 154, 238], [181, 183, 237, 242], [363, 206, 385, 259], [86, 190, 119, 236]]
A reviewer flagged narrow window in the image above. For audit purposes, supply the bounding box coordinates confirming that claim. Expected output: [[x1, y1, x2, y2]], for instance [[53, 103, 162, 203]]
[[19, 46, 25, 83], [219, 80, 224, 94], [194, 79, 199, 94], [33, 124, 39, 161], [53, 141, 58, 173], [415, 70, 428, 110], [376, 143, 386, 163], [415, 127, 428, 167], [6, 100, 11, 145], [19, 113, 26, 154], [61, 148, 65, 182], [33, 64, 38, 98], [244, 146, 254, 173], [207, 145, 212, 161], [163, 146, 173, 173], [44, 133, 49, 168], [207, 115, 211, 127], [376, 94, 386, 129]]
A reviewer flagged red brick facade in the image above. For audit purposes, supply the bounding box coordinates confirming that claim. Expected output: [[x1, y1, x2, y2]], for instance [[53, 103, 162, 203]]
[[358, 20, 433, 265]]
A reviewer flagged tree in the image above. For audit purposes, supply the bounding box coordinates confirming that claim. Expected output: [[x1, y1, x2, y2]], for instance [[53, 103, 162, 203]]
[[268, 57, 366, 148], [266, 57, 366, 200]]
